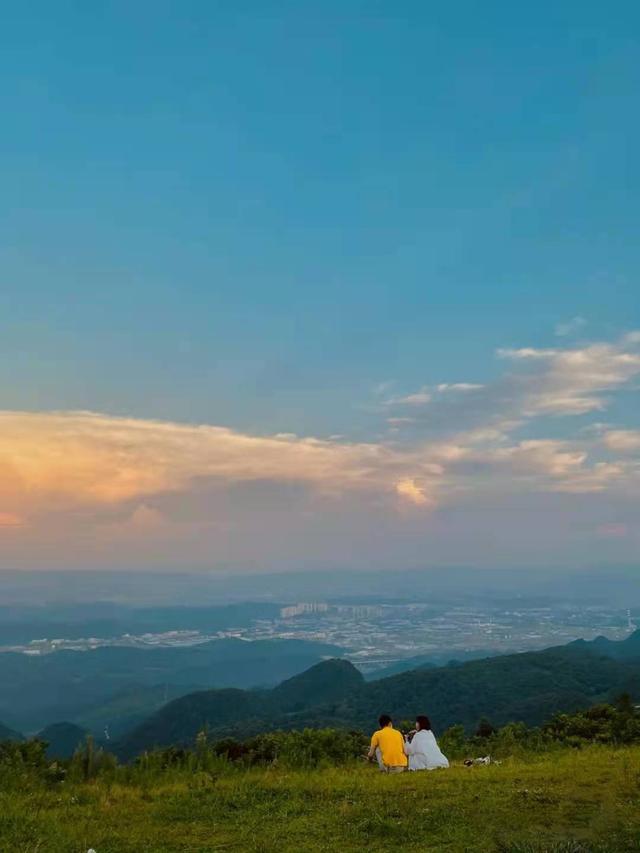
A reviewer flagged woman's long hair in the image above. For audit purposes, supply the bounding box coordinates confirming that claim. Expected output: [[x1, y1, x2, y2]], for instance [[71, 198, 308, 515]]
[[416, 715, 431, 731]]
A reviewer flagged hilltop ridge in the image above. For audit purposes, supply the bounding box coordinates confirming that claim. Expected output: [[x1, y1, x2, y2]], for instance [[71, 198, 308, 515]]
[[116, 631, 640, 758]]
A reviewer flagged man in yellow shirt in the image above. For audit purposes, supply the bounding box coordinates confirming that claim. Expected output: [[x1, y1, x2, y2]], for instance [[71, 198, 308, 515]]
[[368, 714, 408, 773]]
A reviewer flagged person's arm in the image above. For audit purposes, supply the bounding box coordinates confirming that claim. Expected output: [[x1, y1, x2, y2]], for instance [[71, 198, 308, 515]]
[[403, 729, 417, 755], [367, 732, 379, 760]]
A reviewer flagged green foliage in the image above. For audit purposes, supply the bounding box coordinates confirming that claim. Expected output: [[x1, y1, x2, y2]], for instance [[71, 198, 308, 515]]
[[543, 699, 640, 747], [68, 735, 117, 782], [476, 716, 497, 738], [0, 738, 49, 770], [438, 701, 640, 760], [220, 728, 368, 768], [1, 700, 640, 850], [0, 739, 65, 789]]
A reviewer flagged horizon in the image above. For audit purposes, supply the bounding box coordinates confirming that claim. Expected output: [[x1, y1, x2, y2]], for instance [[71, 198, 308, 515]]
[[1, 565, 639, 608]]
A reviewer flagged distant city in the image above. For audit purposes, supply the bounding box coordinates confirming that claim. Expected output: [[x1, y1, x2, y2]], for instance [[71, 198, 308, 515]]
[[6, 599, 637, 674]]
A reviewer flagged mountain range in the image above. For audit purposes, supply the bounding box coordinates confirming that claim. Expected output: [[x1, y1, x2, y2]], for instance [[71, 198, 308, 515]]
[[0, 637, 341, 733], [2, 631, 639, 759], [114, 630, 640, 759]]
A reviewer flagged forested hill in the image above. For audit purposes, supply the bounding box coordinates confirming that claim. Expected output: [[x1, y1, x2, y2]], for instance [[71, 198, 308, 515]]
[[116, 658, 364, 758], [116, 631, 640, 759], [0, 722, 22, 742], [0, 637, 342, 733]]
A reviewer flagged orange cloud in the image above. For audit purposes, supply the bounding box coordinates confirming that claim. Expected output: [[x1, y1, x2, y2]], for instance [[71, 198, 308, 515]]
[[0, 410, 431, 516], [0, 512, 24, 528], [395, 478, 433, 507]]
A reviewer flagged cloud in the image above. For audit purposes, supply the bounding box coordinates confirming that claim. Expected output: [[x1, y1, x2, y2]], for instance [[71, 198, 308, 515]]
[[386, 383, 484, 408], [555, 316, 587, 337], [0, 410, 410, 510], [383, 334, 640, 440], [496, 337, 640, 416], [127, 504, 166, 530], [388, 388, 432, 406], [387, 417, 415, 425], [440, 438, 629, 496], [2, 330, 639, 568], [595, 523, 628, 538], [0, 512, 24, 529], [395, 478, 433, 507], [602, 430, 640, 453], [436, 383, 485, 393]]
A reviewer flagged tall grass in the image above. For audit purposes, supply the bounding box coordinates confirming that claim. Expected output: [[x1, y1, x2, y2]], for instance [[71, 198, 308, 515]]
[[0, 739, 639, 852]]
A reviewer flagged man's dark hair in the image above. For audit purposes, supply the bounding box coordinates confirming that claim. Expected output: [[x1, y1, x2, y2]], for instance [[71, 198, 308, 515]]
[[416, 715, 431, 731], [378, 714, 392, 727]]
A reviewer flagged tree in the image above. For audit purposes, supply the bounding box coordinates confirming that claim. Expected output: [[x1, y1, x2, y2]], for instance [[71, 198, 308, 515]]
[[475, 718, 496, 738]]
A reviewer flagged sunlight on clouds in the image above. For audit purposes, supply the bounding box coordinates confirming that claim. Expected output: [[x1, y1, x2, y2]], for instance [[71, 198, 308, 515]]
[[602, 430, 640, 453], [0, 332, 639, 557], [395, 478, 433, 507], [0, 410, 409, 517], [497, 337, 640, 417]]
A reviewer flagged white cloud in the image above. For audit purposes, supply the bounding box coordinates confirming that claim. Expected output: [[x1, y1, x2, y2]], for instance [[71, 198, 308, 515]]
[[602, 430, 640, 453], [389, 333, 640, 425], [390, 388, 432, 406], [386, 382, 483, 407], [436, 383, 484, 393], [497, 336, 640, 417], [555, 316, 587, 337]]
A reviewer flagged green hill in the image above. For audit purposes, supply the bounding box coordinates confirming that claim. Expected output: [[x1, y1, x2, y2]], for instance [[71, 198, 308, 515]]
[[74, 683, 199, 740], [118, 632, 640, 757], [36, 722, 90, 759], [270, 657, 364, 710], [0, 721, 22, 742], [0, 637, 342, 733], [337, 641, 640, 733], [366, 647, 497, 680], [116, 659, 362, 757]]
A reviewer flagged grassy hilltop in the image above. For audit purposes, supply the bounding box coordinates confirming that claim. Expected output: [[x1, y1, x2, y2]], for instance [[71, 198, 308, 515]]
[[1, 746, 639, 852]]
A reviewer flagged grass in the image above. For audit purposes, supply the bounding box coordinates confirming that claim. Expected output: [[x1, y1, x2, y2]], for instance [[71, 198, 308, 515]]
[[1, 747, 640, 852]]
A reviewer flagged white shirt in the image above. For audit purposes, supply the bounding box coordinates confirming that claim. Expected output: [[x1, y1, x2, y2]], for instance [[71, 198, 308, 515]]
[[403, 729, 449, 771]]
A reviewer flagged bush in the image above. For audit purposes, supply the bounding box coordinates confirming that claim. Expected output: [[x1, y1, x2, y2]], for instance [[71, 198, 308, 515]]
[[214, 728, 368, 768]]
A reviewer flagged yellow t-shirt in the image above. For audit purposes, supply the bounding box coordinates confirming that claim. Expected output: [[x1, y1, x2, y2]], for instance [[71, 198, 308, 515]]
[[370, 726, 408, 767]]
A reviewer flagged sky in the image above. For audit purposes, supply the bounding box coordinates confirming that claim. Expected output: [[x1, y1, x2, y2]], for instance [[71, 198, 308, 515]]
[[1, 1, 639, 573]]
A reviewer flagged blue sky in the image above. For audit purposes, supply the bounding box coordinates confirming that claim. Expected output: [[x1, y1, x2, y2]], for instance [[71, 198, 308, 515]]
[[1, 2, 639, 571]]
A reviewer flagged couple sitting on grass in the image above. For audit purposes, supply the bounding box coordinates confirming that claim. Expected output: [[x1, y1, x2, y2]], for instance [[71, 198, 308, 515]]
[[368, 714, 449, 773]]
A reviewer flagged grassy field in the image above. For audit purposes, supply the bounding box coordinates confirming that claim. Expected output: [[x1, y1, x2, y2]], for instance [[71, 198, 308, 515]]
[[1, 746, 640, 853]]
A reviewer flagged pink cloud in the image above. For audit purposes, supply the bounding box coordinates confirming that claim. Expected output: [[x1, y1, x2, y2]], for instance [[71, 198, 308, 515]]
[[595, 523, 628, 538]]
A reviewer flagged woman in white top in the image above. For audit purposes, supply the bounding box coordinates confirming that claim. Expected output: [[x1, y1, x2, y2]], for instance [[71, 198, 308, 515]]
[[403, 715, 449, 771]]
